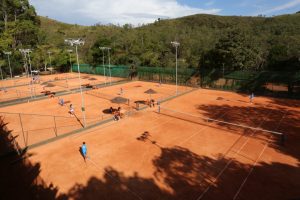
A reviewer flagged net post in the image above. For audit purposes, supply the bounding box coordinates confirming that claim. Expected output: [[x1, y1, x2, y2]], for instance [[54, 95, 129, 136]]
[[18, 113, 26, 148], [53, 116, 58, 137]]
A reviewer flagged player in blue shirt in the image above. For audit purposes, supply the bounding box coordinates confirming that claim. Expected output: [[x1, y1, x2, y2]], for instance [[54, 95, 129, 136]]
[[81, 142, 87, 161]]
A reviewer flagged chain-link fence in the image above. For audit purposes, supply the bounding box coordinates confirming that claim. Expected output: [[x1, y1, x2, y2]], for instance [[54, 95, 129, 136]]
[[73, 64, 199, 87], [72, 64, 130, 78], [136, 66, 198, 86], [0, 111, 116, 151], [200, 69, 300, 99]]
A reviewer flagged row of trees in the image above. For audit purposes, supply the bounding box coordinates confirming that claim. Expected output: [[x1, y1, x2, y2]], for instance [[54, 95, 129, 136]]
[[0, 0, 74, 78], [88, 14, 300, 72], [0, 0, 300, 79]]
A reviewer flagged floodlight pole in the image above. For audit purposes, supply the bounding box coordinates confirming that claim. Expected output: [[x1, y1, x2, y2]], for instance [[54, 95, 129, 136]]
[[26, 49, 34, 98], [99, 47, 106, 85], [171, 41, 180, 95], [75, 45, 86, 127], [107, 47, 112, 85], [19, 49, 29, 78], [23, 51, 29, 77], [67, 50, 73, 73], [19, 49, 34, 98], [65, 38, 86, 127], [4, 51, 12, 79], [27, 50, 33, 77], [48, 51, 52, 68]]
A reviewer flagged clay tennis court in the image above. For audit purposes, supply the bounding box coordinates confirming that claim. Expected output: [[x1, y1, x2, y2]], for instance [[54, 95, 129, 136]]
[[8, 87, 298, 199], [0, 81, 191, 149], [0, 72, 124, 102]]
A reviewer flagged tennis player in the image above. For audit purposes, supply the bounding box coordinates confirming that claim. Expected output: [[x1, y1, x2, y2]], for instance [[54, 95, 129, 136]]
[[69, 104, 74, 116], [81, 142, 87, 161]]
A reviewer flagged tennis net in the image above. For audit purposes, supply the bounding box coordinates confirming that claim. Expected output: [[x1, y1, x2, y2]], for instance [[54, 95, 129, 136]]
[[52, 80, 69, 88], [157, 107, 285, 145], [86, 89, 130, 105]]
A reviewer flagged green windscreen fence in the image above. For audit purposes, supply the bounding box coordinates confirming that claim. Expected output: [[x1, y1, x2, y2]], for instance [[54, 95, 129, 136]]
[[72, 64, 130, 78], [72, 64, 300, 99], [72, 64, 198, 86], [136, 66, 197, 86], [200, 68, 300, 99]]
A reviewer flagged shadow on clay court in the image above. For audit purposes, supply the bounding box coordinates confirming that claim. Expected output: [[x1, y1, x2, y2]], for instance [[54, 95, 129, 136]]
[[134, 100, 147, 105], [0, 117, 68, 200], [51, 147, 300, 199], [102, 108, 112, 114], [1, 114, 300, 199], [136, 131, 162, 148], [197, 103, 300, 159], [78, 147, 86, 162], [1, 106, 300, 199], [71, 113, 84, 128]]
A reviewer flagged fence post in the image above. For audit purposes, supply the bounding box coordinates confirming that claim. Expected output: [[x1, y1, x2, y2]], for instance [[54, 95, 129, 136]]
[[18, 113, 26, 147], [53, 116, 58, 137]]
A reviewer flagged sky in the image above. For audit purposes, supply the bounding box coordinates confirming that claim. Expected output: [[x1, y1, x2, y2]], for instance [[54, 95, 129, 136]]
[[29, 0, 300, 26]]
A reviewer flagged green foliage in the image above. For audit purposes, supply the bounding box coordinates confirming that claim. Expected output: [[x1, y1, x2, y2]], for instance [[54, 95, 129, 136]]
[[1, 0, 300, 76]]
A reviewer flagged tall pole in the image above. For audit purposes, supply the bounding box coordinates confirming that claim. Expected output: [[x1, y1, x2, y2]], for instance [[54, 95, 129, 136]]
[[175, 45, 178, 95], [26, 49, 34, 99], [67, 50, 73, 73], [99, 47, 106, 85], [75, 45, 86, 127], [48, 51, 52, 68], [171, 41, 180, 95], [24, 52, 29, 77], [27, 51, 33, 77], [65, 38, 86, 127], [107, 47, 112, 85], [8, 53, 12, 79], [4, 52, 12, 79], [28, 51, 33, 98], [48, 51, 52, 73]]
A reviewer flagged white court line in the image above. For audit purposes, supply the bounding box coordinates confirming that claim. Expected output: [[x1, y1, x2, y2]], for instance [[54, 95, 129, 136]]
[[232, 109, 288, 200], [85, 111, 172, 159], [196, 105, 275, 200], [177, 110, 229, 146], [87, 158, 144, 200]]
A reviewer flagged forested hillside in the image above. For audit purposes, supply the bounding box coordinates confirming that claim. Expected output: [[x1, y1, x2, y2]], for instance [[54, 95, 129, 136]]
[[0, 0, 300, 76]]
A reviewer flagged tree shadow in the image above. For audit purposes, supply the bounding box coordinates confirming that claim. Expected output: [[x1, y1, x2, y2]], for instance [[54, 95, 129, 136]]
[[0, 117, 68, 200], [64, 146, 300, 199], [196, 103, 300, 162]]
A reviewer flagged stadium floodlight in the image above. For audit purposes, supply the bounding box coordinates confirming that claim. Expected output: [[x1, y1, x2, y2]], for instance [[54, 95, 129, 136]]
[[65, 38, 86, 127], [99, 47, 107, 85], [171, 41, 180, 95], [67, 49, 73, 73], [3, 51, 12, 79]]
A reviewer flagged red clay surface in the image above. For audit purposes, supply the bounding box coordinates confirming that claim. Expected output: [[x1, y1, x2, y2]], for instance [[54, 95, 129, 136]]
[[0, 73, 124, 102], [0, 81, 191, 148], [8, 87, 298, 199]]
